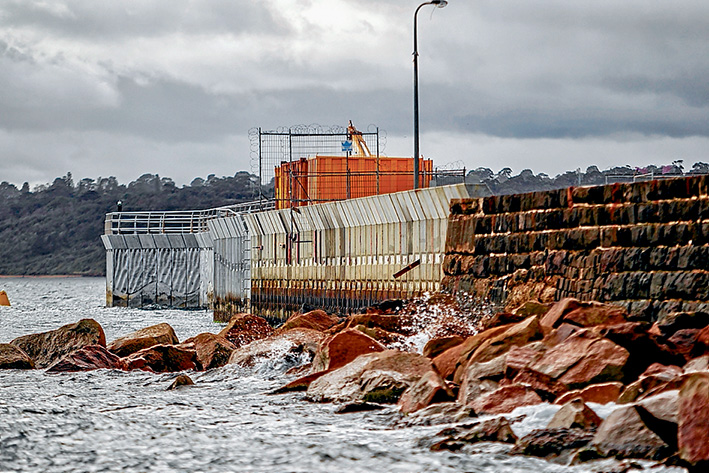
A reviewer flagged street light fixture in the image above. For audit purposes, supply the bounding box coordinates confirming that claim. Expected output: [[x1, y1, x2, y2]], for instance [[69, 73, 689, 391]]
[[413, 0, 447, 189]]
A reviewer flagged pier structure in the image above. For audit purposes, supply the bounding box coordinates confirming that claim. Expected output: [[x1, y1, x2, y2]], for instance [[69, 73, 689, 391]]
[[101, 184, 468, 320], [101, 201, 269, 310]]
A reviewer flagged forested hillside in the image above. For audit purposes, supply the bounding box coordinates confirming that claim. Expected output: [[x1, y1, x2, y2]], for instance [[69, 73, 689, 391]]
[[0, 172, 264, 276], [0, 162, 706, 276]]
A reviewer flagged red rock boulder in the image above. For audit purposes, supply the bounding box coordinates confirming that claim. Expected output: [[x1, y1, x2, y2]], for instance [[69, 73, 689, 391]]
[[122, 344, 198, 373], [47, 345, 126, 372], [398, 370, 455, 414], [469, 384, 544, 415], [467, 315, 543, 365], [547, 398, 602, 430], [432, 324, 511, 381], [271, 371, 330, 394], [529, 331, 629, 390], [167, 374, 194, 390], [11, 319, 106, 369], [182, 333, 236, 370], [274, 309, 340, 334], [555, 382, 623, 405], [228, 328, 324, 368], [345, 313, 415, 336], [306, 350, 433, 404], [592, 405, 672, 460], [678, 372, 709, 466], [0, 343, 35, 369], [107, 323, 178, 358], [311, 329, 385, 373], [423, 336, 464, 359], [539, 298, 583, 333], [218, 313, 274, 348], [561, 302, 628, 328]]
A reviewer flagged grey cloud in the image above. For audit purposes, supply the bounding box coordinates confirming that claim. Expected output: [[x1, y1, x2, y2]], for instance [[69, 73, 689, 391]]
[[1, 0, 707, 186], [0, 0, 286, 40]]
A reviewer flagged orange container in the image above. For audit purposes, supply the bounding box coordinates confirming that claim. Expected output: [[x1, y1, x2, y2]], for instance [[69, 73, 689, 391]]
[[275, 156, 433, 209]]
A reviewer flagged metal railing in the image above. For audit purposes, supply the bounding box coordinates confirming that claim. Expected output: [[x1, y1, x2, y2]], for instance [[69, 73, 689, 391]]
[[105, 199, 275, 235], [603, 171, 700, 185]]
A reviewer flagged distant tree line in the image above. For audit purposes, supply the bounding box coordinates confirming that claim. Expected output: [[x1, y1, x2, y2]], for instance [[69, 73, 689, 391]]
[[0, 162, 706, 276], [0, 172, 268, 276], [465, 161, 709, 196]]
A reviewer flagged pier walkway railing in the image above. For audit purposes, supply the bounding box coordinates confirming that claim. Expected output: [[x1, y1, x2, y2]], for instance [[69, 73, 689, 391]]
[[104, 199, 275, 235]]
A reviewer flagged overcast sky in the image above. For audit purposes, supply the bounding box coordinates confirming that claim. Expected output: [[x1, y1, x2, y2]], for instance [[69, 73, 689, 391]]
[[1, 0, 708, 187]]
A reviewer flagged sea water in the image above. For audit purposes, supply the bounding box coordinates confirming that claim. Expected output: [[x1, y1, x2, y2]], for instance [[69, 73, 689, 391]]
[[0, 278, 687, 472]]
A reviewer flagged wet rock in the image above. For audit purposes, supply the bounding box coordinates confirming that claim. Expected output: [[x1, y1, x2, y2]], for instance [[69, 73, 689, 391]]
[[655, 311, 709, 337], [430, 417, 518, 451], [467, 315, 543, 364], [457, 378, 500, 407], [637, 390, 679, 425], [530, 331, 629, 390], [11, 319, 106, 369], [351, 325, 405, 345], [47, 345, 126, 372], [693, 325, 709, 359], [540, 298, 583, 333], [547, 398, 602, 430], [511, 428, 595, 458], [271, 371, 330, 394], [423, 336, 464, 359], [469, 384, 543, 415], [555, 382, 623, 405], [684, 355, 709, 373], [345, 313, 415, 336], [513, 300, 552, 318], [228, 328, 324, 368], [543, 323, 581, 347], [592, 322, 684, 381], [285, 363, 312, 377], [480, 311, 528, 331], [182, 333, 236, 370], [274, 309, 340, 334], [398, 370, 455, 414], [218, 313, 274, 348], [167, 374, 194, 390], [0, 343, 34, 369], [678, 372, 709, 466], [335, 402, 386, 414], [558, 338, 630, 389], [640, 362, 683, 381], [667, 329, 701, 363], [511, 368, 568, 401], [396, 402, 474, 427], [306, 350, 433, 404], [311, 329, 385, 373], [366, 299, 404, 315], [432, 324, 510, 381], [462, 353, 507, 383], [504, 342, 547, 378], [122, 344, 198, 373], [530, 332, 597, 379], [618, 366, 684, 404], [592, 405, 672, 460], [561, 302, 629, 328], [107, 323, 178, 358]]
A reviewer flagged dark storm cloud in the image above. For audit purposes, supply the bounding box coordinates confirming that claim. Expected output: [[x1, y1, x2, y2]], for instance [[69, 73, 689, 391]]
[[0, 0, 286, 39], [0, 0, 707, 186]]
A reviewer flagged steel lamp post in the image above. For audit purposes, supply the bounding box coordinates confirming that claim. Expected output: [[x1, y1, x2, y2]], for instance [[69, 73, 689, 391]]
[[413, 0, 447, 189]]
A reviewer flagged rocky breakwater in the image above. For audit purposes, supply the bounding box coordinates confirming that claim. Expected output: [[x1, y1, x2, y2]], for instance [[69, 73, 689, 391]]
[[0, 314, 278, 377], [265, 297, 709, 471]]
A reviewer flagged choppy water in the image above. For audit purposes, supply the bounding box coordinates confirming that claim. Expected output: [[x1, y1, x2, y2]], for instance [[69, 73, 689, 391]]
[[0, 278, 687, 472]]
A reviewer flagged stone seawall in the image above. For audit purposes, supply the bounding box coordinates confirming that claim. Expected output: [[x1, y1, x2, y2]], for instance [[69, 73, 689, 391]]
[[442, 175, 709, 320]]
